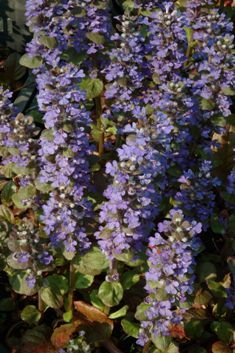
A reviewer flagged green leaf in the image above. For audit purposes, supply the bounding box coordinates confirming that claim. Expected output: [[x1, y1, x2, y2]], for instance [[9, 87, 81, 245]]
[[63, 250, 75, 261], [75, 273, 94, 289], [167, 343, 180, 353], [90, 290, 106, 312], [39, 35, 57, 49], [211, 321, 234, 344], [109, 305, 128, 319], [34, 178, 52, 193], [221, 87, 235, 96], [185, 320, 205, 339], [121, 319, 139, 338], [0, 205, 14, 223], [201, 98, 216, 111], [122, 0, 135, 10], [12, 185, 36, 209], [86, 32, 105, 45], [122, 271, 140, 291], [81, 322, 113, 344], [61, 48, 88, 65], [0, 298, 16, 312], [228, 215, 235, 234], [1, 181, 16, 204], [207, 281, 227, 298], [40, 275, 69, 309], [198, 262, 217, 282], [151, 336, 172, 351], [40, 287, 63, 309], [188, 346, 207, 353], [98, 281, 123, 307], [212, 116, 227, 128], [9, 272, 37, 296], [63, 310, 73, 323], [135, 302, 150, 321], [114, 251, 145, 267], [7, 254, 29, 270], [21, 325, 49, 347], [73, 246, 109, 276], [80, 78, 104, 99], [211, 215, 225, 234], [194, 289, 213, 305], [12, 164, 31, 176], [21, 305, 41, 325], [19, 54, 43, 69], [0, 163, 14, 178]]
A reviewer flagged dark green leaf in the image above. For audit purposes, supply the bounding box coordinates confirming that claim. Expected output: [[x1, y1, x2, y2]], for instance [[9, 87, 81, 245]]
[[61, 48, 87, 65], [185, 320, 205, 339], [0, 298, 16, 312], [90, 290, 106, 312], [198, 262, 217, 282], [211, 215, 225, 234], [188, 346, 207, 353], [211, 321, 234, 344], [121, 270, 140, 290], [207, 281, 227, 298], [1, 181, 16, 204]]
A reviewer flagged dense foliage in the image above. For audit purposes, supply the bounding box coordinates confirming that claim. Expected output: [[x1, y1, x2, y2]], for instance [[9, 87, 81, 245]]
[[0, 0, 234, 352]]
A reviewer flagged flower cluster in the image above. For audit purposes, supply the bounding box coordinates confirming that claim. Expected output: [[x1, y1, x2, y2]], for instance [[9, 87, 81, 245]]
[[96, 121, 171, 259], [0, 87, 37, 179], [96, 1, 187, 260], [138, 209, 202, 346], [175, 160, 221, 229], [25, 0, 111, 255], [0, 87, 53, 286]]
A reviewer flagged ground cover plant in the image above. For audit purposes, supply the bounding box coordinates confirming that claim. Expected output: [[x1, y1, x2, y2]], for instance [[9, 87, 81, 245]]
[[0, 0, 235, 352]]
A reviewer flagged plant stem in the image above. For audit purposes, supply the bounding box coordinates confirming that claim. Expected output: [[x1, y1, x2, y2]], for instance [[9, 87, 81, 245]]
[[143, 342, 151, 353], [220, 0, 225, 9], [67, 263, 76, 313], [38, 290, 45, 313], [95, 96, 104, 157]]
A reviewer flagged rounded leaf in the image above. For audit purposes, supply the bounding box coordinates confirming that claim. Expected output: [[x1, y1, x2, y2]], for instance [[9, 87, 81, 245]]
[[98, 281, 123, 307], [21, 305, 41, 325]]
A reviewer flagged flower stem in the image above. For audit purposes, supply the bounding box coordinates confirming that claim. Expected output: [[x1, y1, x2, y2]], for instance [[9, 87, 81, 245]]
[[67, 263, 76, 313], [95, 96, 104, 157]]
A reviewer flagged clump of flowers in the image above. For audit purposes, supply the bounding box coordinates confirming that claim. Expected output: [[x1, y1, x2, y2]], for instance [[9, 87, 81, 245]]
[[138, 209, 202, 346], [25, 0, 112, 256]]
